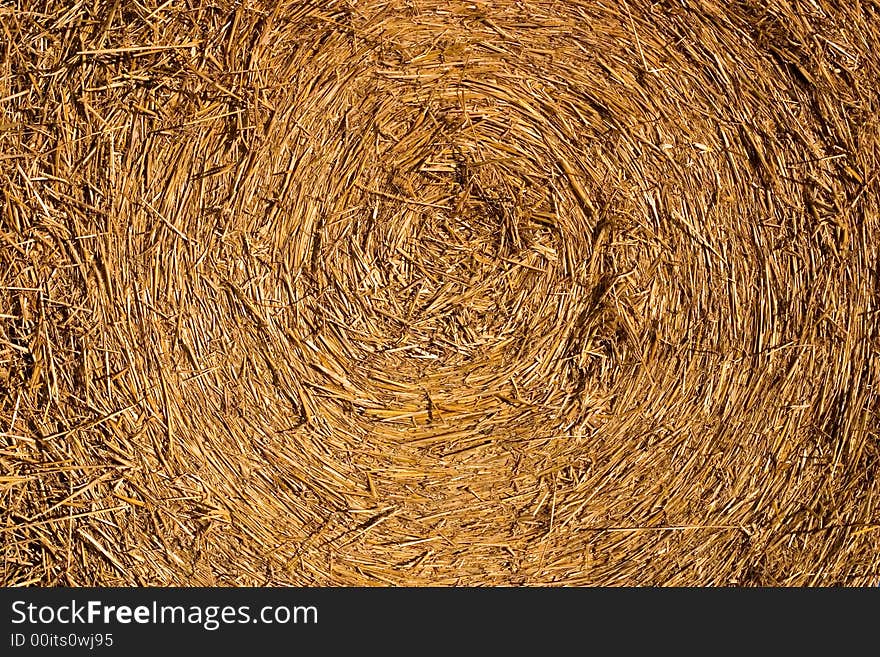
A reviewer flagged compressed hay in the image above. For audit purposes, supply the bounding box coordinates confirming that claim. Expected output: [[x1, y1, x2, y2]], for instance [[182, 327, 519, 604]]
[[1, 0, 879, 586]]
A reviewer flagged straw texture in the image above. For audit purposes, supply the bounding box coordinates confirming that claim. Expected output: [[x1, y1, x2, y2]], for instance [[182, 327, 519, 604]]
[[2, 0, 879, 585]]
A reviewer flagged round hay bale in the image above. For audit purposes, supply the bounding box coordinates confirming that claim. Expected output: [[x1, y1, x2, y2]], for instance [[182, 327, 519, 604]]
[[1, 0, 879, 585]]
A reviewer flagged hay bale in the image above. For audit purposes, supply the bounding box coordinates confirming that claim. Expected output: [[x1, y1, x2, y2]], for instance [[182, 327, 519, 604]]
[[1, 0, 878, 585]]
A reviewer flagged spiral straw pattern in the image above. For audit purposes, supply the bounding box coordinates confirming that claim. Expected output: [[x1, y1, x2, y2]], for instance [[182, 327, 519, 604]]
[[2, 0, 879, 584]]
